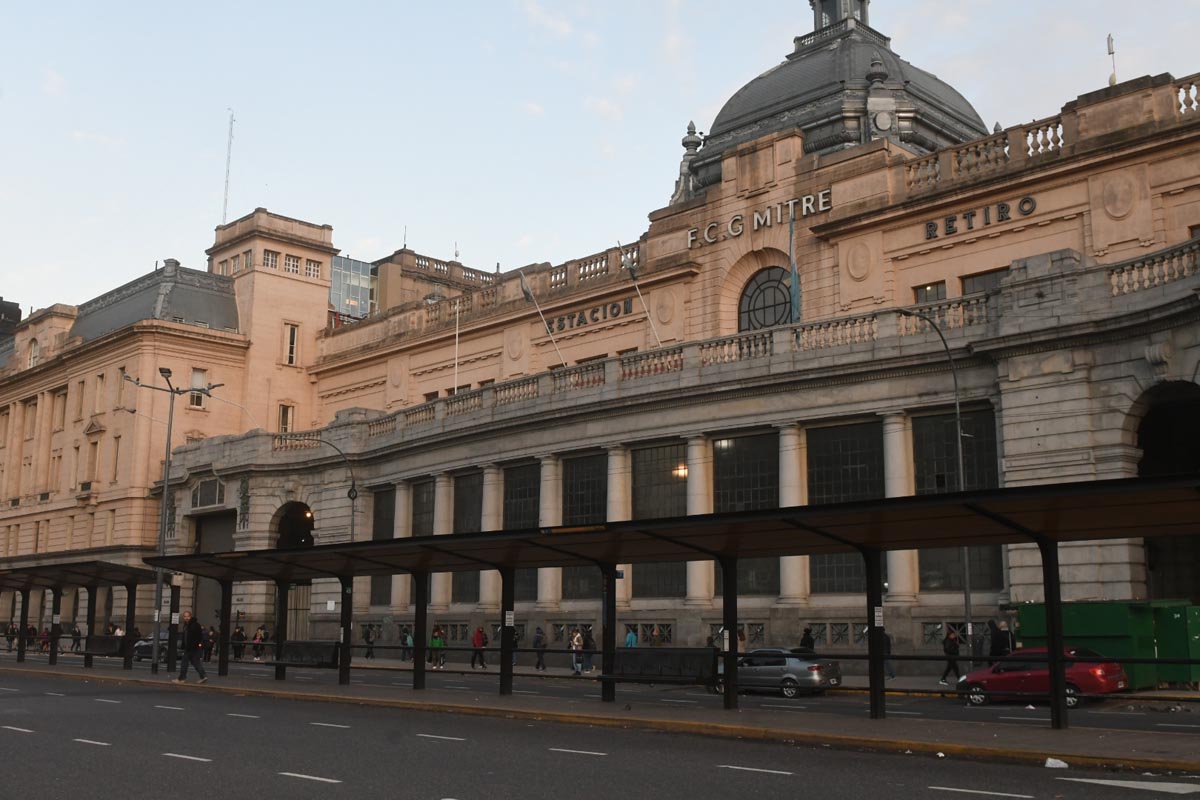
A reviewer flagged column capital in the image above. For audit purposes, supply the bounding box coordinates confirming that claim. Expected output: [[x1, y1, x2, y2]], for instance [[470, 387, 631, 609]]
[[877, 410, 908, 422]]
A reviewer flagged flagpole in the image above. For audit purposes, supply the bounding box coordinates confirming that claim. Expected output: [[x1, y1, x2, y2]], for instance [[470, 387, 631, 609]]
[[520, 271, 568, 368], [619, 240, 663, 348], [788, 210, 801, 324], [453, 299, 460, 391]]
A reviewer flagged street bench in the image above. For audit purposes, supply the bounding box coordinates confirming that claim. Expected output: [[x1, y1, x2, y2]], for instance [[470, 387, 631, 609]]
[[265, 640, 340, 668], [82, 635, 126, 658], [599, 647, 720, 687]]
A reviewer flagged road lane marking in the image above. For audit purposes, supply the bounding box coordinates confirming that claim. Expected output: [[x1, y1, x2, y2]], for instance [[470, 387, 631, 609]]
[[761, 704, 807, 710], [155, 705, 185, 711], [44, 692, 65, 697], [718, 765, 792, 776], [660, 699, 698, 704], [226, 713, 260, 719], [416, 734, 465, 741], [1087, 709, 1145, 716], [94, 699, 121, 704], [998, 716, 1048, 723], [549, 748, 606, 756], [930, 788, 1033, 798], [444, 684, 471, 689], [512, 690, 540, 695], [888, 710, 924, 716], [1157, 723, 1200, 729], [309, 722, 350, 729], [0, 688, 19, 692], [294, 676, 314, 681], [1058, 777, 1200, 794], [74, 739, 111, 746], [279, 772, 341, 784], [1, 726, 33, 733], [164, 753, 212, 762]]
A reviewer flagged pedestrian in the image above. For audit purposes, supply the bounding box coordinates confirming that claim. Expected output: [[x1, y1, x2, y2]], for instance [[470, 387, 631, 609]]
[[533, 627, 547, 671], [939, 630, 961, 685], [401, 626, 413, 662], [203, 626, 217, 662], [882, 628, 895, 680], [231, 626, 246, 661], [470, 626, 487, 669], [173, 610, 208, 685], [992, 620, 1016, 660], [570, 628, 583, 675], [800, 626, 815, 650], [511, 627, 520, 667], [363, 624, 376, 660], [624, 627, 637, 648], [430, 627, 445, 669], [39, 627, 50, 652], [582, 628, 596, 673], [5, 622, 16, 652], [71, 624, 82, 653]]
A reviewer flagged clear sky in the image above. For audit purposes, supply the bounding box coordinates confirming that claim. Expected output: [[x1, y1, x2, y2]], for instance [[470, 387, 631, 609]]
[[2, 1, 1194, 315]]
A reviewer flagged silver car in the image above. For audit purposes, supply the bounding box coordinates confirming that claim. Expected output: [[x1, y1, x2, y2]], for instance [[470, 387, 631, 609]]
[[718, 647, 842, 698]]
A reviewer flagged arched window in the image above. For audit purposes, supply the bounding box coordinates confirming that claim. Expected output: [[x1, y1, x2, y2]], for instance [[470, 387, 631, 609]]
[[27, 339, 40, 368], [738, 267, 797, 331]]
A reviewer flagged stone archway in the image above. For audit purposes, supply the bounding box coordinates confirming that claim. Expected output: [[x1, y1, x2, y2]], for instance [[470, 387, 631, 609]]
[[716, 248, 791, 336], [271, 501, 316, 637], [1135, 381, 1200, 602]]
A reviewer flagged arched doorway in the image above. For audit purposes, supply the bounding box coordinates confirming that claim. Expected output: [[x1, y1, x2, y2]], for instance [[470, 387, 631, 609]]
[[1136, 381, 1200, 602], [192, 510, 237, 628], [272, 501, 316, 636]]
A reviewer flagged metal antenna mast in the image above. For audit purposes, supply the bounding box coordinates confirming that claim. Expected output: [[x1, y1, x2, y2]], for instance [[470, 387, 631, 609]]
[[222, 108, 236, 223]]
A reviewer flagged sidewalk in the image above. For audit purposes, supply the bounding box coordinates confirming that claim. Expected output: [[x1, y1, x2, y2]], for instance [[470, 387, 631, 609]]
[[2, 655, 1197, 773]]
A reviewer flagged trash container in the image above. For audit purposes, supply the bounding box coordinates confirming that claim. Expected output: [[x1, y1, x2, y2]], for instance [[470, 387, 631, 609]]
[[1017, 601, 1159, 689], [1152, 602, 1200, 685]]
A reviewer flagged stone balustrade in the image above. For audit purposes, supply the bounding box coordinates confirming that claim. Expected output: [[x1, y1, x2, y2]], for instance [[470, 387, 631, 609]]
[[1108, 238, 1199, 296]]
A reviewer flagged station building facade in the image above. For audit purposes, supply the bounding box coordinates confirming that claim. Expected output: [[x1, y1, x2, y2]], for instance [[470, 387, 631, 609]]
[[3, 4, 1200, 658]]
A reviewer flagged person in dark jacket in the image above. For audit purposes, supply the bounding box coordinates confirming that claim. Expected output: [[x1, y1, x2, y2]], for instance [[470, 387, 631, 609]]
[[939, 630, 961, 685], [800, 627, 815, 650], [173, 610, 208, 684], [990, 620, 1016, 660], [882, 628, 896, 680]]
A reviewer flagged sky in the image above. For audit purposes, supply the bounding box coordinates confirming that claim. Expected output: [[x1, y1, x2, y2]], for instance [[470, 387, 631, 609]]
[[2, 1, 1195, 315]]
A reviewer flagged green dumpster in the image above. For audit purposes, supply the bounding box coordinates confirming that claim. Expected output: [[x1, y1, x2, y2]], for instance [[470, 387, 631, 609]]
[[1153, 602, 1200, 684], [1016, 601, 1159, 690]]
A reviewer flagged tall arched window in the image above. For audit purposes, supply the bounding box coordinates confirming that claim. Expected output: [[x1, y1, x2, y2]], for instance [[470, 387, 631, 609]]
[[27, 339, 40, 368], [738, 267, 797, 331]]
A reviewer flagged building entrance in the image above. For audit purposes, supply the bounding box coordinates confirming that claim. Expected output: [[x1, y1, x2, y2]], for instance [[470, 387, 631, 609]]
[[274, 502, 316, 637], [193, 511, 236, 627]]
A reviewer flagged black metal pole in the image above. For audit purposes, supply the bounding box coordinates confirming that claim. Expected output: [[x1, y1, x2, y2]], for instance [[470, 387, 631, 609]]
[[16, 589, 28, 664], [49, 589, 62, 667], [217, 580, 232, 677], [274, 580, 289, 681], [862, 547, 886, 720], [412, 572, 429, 691], [122, 583, 136, 670], [1037, 536, 1069, 730], [83, 585, 97, 669], [601, 564, 617, 703], [338, 577, 353, 686], [167, 583, 180, 673], [499, 567, 515, 696], [720, 557, 738, 710]]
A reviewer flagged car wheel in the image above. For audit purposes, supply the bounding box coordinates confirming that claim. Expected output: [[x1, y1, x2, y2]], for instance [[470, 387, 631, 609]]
[[780, 679, 800, 699], [966, 684, 988, 706], [1065, 684, 1081, 709]]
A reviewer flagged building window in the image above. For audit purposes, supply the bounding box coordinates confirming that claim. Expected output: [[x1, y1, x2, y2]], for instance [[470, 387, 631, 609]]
[[914, 281, 947, 303], [93, 373, 106, 414], [189, 368, 208, 408], [75, 380, 85, 420], [52, 391, 67, 430], [190, 477, 226, 508], [451, 472, 483, 604], [0, 408, 8, 443], [230, 254, 240, 273], [738, 267, 795, 331], [370, 487, 395, 607], [410, 479, 435, 537], [961, 269, 1007, 295], [284, 324, 299, 366], [110, 436, 121, 482], [306, 259, 321, 279], [218, 260, 228, 275], [503, 463, 541, 602], [263, 250, 279, 269], [86, 440, 99, 482], [561, 453, 607, 600], [807, 421, 885, 593], [28, 339, 40, 368], [243, 250, 253, 269], [631, 442, 688, 520], [713, 432, 780, 596], [278, 404, 295, 433], [283, 254, 300, 274], [24, 399, 38, 439]]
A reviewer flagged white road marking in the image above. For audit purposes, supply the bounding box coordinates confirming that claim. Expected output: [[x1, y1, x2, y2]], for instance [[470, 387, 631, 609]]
[[998, 716, 1048, 722], [761, 703, 807, 710], [294, 676, 314, 681], [1058, 777, 1200, 795], [390, 682, 410, 686], [549, 748, 607, 756], [512, 690, 540, 695], [309, 722, 351, 729], [94, 698, 121, 704], [1157, 723, 1200, 729], [888, 710, 924, 716], [155, 705, 185, 711], [929, 788, 1034, 798], [718, 765, 792, 776], [44, 692, 65, 697], [660, 699, 698, 704], [416, 734, 465, 741], [0, 688, 19, 692], [279, 772, 341, 784], [444, 684, 471, 689], [226, 713, 260, 719], [74, 739, 111, 746], [164, 753, 212, 763], [1087, 709, 1145, 716], [1, 726, 33, 733]]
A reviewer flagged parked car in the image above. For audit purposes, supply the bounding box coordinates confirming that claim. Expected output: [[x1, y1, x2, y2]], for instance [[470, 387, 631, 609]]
[[133, 632, 183, 662], [958, 646, 1128, 708], [716, 647, 842, 698]]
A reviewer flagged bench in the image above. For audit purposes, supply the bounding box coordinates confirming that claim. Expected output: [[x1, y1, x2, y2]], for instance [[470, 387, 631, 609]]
[[600, 647, 720, 687], [265, 640, 340, 668], [83, 635, 126, 658]]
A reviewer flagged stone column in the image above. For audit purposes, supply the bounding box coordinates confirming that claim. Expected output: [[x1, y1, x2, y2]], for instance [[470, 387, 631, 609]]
[[536, 455, 562, 611], [430, 473, 453, 612], [777, 424, 810, 606], [5, 402, 24, 498], [33, 391, 53, 490], [882, 412, 918, 603], [685, 435, 714, 607], [478, 464, 503, 612], [606, 445, 632, 609], [391, 482, 412, 615]]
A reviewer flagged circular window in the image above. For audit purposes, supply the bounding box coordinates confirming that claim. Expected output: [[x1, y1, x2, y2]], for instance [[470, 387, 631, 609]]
[[738, 267, 796, 331]]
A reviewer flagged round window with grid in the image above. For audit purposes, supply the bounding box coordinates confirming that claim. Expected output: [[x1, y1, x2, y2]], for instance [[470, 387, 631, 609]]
[[738, 267, 796, 331]]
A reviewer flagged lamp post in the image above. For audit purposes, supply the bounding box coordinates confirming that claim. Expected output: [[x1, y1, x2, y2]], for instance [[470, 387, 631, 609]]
[[123, 367, 223, 674], [896, 309, 973, 649]]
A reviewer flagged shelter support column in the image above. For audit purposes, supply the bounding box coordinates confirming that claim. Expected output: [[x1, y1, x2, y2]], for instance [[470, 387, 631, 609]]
[[390, 482, 412, 617], [685, 436, 714, 608], [478, 465, 503, 612], [412, 572, 429, 691], [499, 566, 514, 696], [430, 473, 453, 612], [601, 564, 617, 703], [1037, 536, 1069, 730], [536, 455, 562, 611], [84, 584, 97, 669], [48, 588, 62, 666], [274, 579, 289, 681], [606, 446, 632, 609], [167, 579, 180, 674], [882, 412, 918, 604], [863, 547, 886, 719], [217, 580, 232, 677], [16, 589, 29, 663], [121, 583, 136, 670], [719, 557, 738, 710], [777, 425, 810, 606], [338, 577, 353, 686]]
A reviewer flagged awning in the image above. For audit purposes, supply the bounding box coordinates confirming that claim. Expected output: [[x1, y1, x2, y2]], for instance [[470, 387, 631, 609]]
[[0, 561, 160, 592]]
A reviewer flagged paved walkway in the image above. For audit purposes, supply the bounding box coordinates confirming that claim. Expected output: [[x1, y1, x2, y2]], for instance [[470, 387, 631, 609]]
[[1, 654, 1197, 773]]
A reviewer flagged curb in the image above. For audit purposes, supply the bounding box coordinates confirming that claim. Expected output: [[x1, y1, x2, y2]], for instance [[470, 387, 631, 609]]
[[4, 666, 1196, 773]]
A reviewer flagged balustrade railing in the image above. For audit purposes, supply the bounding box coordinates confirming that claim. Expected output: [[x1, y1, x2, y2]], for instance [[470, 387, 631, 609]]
[[404, 404, 436, 426], [1179, 80, 1199, 115], [905, 153, 940, 191], [549, 265, 568, 289], [273, 431, 323, 451], [898, 295, 990, 335], [495, 376, 539, 406], [952, 132, 1010, 179], [576, 253, 609, 283], [620, 347, 684, 381], [793, 314, 878, 350], [446, 390, 483, 416], [1024, 117, 1065, 158], [700, 331, 773, 366], [1109, 239, 1199, 296], [552, 362, 605, 392], [367, 416, 396, 438]]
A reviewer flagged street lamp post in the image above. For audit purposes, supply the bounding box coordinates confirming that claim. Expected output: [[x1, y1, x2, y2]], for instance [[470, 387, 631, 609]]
[[123, 367, 223, 674], [896, 309, 973, 650]]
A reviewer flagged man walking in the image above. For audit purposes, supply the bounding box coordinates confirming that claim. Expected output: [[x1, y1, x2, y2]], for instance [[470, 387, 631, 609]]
[[173, 610, 208, 685], [939, 630, 960, 686], [470, 626, 487, 669]]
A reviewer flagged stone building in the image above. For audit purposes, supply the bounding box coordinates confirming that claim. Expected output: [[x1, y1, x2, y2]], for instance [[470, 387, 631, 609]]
[[3, 3, 1199, 657]]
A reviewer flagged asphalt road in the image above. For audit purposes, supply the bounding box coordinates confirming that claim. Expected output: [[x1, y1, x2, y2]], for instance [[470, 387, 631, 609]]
[[12, 650, 1195, 736], [1, 670, 1196, 799]]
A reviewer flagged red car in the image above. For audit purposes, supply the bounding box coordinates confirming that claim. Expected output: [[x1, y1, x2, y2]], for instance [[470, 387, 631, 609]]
[[959, 646, 1128, 708]]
